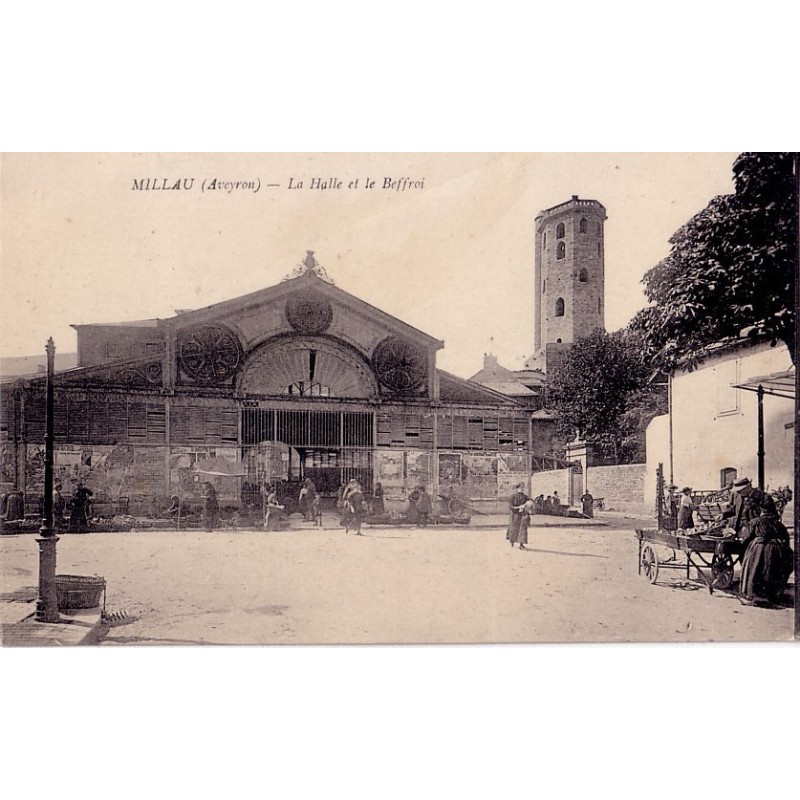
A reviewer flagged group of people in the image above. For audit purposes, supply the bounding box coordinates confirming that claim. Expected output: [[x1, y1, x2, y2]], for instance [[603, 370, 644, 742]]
[[52, 481, 93, 532], [406, 485, 433, 526], [528, 492, 564, 517]]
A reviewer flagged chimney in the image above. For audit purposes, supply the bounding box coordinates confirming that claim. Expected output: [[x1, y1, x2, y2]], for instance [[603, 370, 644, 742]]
[[484, 353, 499, 374]]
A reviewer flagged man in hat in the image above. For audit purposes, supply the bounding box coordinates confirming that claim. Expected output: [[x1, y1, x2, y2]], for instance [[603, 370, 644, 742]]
[[715, 477, 778, 562], [722, 478, 777, 533]]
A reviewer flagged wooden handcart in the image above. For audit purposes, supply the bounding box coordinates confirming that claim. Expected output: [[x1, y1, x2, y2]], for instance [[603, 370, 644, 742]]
[[635, 528, 742, 594]]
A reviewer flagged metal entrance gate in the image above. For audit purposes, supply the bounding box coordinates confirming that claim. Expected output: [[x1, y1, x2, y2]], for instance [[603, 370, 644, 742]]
[[241, 408, 373, 495]]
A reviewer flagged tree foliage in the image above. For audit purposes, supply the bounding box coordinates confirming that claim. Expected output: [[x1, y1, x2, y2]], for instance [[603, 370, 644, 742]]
[[631, 152, 798, 370], [547, 330, 663, 462]]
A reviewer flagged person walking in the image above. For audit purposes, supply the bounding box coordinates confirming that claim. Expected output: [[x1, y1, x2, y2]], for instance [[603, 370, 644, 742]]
[[506, 483, 529, 547], [201, 481, 219, 532], [69, 481, 93, 532], [580, 490, 594, 519], [263, 484, 284, 531], [53, 483, 66, 530], [344, 481, 365, 535], [416, 486, 433, 527]]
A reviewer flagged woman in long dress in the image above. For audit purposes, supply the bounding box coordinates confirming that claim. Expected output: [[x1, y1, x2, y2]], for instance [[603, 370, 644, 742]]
[[677, 487, 695, 530], [263, 484, 284, 531], [202, 482, 219, 532], [344, 483, 365, 535], [738, 512, 793, 606], [506, 484, 529, 547], [371, 482, 385, 517]]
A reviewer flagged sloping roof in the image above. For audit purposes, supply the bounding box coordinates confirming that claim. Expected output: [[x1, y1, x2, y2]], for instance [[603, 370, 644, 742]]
[[71, 319, 160, 329], [437, 371, 523, 406], [0, 353, 78, 379], [163, 270, 444, 350], [733, 368, 795, 400], [480, 380, 536, 396]]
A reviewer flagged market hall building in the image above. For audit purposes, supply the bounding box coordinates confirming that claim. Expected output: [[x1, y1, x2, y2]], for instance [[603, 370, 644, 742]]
[[2, 254, 550, 519]]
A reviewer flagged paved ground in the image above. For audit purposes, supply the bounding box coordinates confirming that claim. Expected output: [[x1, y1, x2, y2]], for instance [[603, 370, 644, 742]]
[[1, 514, 794, 645]]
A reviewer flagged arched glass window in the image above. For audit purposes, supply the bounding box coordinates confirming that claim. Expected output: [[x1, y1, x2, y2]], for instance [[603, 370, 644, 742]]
[[578, 268, 588, 282], [597, 298, 601, 313], [597, 242, 601, 256], [579, 218, 588, 233], [542, 279, 546, 293], [555, 298, 565, 317], [556, 241, 565, 260], [543, 232, 547, 248], [596, 222, 601, 236], [556, 222, 565, 239]]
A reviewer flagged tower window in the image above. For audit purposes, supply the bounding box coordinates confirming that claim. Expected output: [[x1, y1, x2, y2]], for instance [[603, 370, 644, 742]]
[[556, 222, 565, 239], [543, 232, 547, 248], [542, 279, 546, 293], [596, 223, 601, 236], [598, 298, 601, 313], [579, 218, 588, 233], [556, 241, 565, 260], [597, 242, 601, 256], [555, 298, 565, 317], [578, 268, 588, 283]]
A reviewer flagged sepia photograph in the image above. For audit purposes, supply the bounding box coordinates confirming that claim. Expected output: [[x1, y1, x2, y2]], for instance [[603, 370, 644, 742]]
[[1, 152, 796, 647], [2, 7, 800, 798]]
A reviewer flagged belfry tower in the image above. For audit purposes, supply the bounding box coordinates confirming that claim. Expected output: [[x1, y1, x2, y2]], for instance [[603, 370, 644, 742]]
[[531, 195, 607, 372]]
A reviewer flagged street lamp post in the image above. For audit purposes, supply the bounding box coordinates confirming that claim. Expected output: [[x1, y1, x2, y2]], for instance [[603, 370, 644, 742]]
[[35, 337, 59, 623]]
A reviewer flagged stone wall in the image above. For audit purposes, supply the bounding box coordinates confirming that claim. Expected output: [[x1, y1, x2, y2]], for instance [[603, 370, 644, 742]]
[[586, 463, 648, 515], [529, 468, 571, 505]]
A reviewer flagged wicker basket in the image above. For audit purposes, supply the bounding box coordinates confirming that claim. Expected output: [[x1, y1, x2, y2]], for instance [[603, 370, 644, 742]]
[[55, 574, 106, 610]]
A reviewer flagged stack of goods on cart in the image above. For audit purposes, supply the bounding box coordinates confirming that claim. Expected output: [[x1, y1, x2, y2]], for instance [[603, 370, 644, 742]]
[[694, 489, 733, 537]]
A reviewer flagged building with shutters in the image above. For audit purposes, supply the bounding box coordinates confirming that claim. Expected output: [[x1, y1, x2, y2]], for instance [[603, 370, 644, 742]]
[[1, 253, 539, 518]]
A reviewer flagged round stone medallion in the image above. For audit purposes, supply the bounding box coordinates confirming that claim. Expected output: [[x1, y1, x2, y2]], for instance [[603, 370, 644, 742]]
[[178, 324, 242, 383], [285, 290, 333, 335], [372, 336, 427, 394]]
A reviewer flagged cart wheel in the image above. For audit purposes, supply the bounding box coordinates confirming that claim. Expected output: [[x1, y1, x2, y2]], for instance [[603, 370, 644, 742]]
[[711, 554, 734, 590], [641, 545, 659, 584]]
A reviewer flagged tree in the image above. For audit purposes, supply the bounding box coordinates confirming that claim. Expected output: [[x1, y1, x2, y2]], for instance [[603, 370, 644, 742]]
[[631, 152, 798, 371], [547, 330, 661, 463]]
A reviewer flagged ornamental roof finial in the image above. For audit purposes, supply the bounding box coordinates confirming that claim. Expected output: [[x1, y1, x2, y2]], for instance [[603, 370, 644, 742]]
[[282, 250, 335, 284]]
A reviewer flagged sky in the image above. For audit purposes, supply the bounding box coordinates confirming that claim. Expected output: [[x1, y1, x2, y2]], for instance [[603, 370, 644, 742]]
[[0, 152, 738, 378]]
